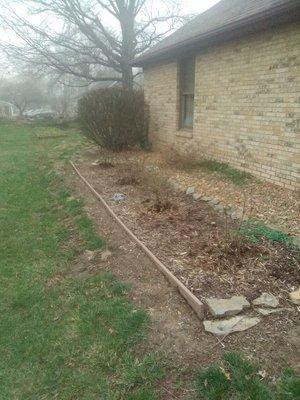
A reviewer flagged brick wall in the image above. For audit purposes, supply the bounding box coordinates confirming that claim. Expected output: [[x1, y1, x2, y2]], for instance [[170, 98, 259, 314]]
[[144, 22, 300, 190]]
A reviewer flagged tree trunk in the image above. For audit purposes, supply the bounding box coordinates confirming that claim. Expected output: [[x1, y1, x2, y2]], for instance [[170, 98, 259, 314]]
[[15, 104, 24, 116], [120, 6, 135, 90], [122, 66, 134, 89]]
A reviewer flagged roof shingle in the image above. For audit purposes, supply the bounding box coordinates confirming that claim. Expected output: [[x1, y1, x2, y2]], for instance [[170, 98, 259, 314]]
[[134, 0, 300, 66]]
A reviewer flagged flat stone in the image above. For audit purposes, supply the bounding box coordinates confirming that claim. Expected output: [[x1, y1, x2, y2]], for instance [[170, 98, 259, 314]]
[[186, 186, 195, 195], [112, 193, 126, 202], [289, 288, 300, 305], [204, 316, 260, 336], [253, 293, 279, 308], [193, 193, 202, 201], [257, 308, 284, 316], [224, 207, 234, 216], [209, 198, 219, 206], [101, 250, 112, 261], [230, 211, 242, 220], [205, 296, 250, 318], [202, 196, 213, 202], [213, 204, 224, 212]]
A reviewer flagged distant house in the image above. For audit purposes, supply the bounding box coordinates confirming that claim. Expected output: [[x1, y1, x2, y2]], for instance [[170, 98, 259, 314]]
[[0, 101, 13, 119], [133, 0, 300, 190]]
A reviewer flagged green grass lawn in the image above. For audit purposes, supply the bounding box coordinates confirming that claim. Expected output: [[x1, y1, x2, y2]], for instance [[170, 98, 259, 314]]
[[0, 121, 163, 399], [195, 353, 300, 400], [0, 121, 298, 400]]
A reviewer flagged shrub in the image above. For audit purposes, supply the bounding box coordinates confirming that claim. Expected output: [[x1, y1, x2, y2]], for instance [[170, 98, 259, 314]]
[[78, 88, 150, 151], [140, 166, 175, 213]]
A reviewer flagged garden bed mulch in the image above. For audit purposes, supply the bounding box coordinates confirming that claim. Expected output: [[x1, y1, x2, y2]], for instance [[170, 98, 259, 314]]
[[86, 148, 299, 237], [75, 153, 300, 374], [142, 151, 300, 238]]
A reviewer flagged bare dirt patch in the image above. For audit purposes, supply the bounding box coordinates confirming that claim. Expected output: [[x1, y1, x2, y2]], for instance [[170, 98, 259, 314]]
[[66, 155, 300, 395], [66, 166, 218, 399]]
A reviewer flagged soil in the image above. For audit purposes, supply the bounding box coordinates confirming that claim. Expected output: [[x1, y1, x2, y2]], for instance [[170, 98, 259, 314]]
[[65, 150, 300, 398], [81, 147, 300, 237]]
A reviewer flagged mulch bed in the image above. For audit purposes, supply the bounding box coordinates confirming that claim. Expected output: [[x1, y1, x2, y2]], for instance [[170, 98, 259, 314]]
[[75, 153, 300, 374], [93, 149, 300, 237], [80, 161, 299, 300], [145, 152, 300, 238]]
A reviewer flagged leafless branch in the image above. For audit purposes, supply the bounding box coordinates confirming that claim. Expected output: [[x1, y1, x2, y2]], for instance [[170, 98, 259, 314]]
[[0, 0, 187, 87]]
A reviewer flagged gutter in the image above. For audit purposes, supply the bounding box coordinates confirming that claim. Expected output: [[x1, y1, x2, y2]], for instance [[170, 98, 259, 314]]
[[132, 0, 300, 67]]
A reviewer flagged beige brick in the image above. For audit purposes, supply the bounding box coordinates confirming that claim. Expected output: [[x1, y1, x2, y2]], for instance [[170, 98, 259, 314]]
[[144, 22, 300, 190]]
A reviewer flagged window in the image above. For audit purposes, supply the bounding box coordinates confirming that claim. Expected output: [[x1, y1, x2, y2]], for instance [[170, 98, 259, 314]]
[[179, 58, 195, 129]]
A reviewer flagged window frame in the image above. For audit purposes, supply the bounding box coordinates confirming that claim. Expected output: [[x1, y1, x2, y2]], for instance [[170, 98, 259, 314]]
[[179, 57, 195, 130]]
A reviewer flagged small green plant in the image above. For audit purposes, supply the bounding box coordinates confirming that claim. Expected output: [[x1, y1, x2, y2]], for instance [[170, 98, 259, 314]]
[[195, 353, 300, 400], [197, 159, 253, 186], [165, 147, 253, 186], [241, 220, 293, 245]]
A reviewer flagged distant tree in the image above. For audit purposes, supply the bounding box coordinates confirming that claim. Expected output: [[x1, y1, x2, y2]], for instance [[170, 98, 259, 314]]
[[0, 0, 187, 89], [0, 76, 46, 115], [46, 75, 86, 117]]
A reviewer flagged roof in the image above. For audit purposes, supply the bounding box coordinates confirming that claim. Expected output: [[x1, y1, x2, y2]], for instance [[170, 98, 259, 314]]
[[133, 0, 300, 66]]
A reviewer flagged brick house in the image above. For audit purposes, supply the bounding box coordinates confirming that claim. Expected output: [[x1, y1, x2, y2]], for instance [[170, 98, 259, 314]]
[[133, 0, 300, 190]]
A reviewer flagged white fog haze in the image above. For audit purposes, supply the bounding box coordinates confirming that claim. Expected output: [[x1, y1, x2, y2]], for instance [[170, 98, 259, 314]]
[[0, 0, 221, 116]]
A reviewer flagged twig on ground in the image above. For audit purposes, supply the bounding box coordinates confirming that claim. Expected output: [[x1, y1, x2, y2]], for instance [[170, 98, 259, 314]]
[[211, 316, 246, 349], [162, 386, 181, 400]]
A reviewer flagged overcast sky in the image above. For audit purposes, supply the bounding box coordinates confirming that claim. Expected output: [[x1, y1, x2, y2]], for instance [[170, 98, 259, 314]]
[[0, 0, 221, 42], [0, 0, 221, 75], [181, 0, 220, 13]]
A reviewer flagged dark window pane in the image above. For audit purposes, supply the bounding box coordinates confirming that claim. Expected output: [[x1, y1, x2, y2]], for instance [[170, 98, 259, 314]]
[[182, 94, 194, 129], [180, 58, 195, 129], [182, 59, 195, 94]]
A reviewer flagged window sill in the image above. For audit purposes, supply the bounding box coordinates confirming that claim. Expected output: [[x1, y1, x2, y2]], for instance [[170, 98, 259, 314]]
[[175, 129, 193, 139]]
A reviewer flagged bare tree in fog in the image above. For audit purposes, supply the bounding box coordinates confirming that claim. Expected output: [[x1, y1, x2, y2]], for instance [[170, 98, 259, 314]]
[[0, 0, 187, 88]]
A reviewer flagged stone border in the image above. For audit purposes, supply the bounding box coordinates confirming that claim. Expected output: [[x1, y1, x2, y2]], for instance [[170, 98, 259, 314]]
[[70, 162, 205, 320], [168, 179, 300, 248]]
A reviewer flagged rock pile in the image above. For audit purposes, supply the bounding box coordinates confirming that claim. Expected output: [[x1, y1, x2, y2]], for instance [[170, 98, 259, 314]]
[[203, 292, 283, 337]]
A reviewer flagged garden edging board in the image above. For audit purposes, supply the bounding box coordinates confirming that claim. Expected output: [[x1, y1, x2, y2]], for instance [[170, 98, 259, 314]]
[[70, 161, 205, 320]]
